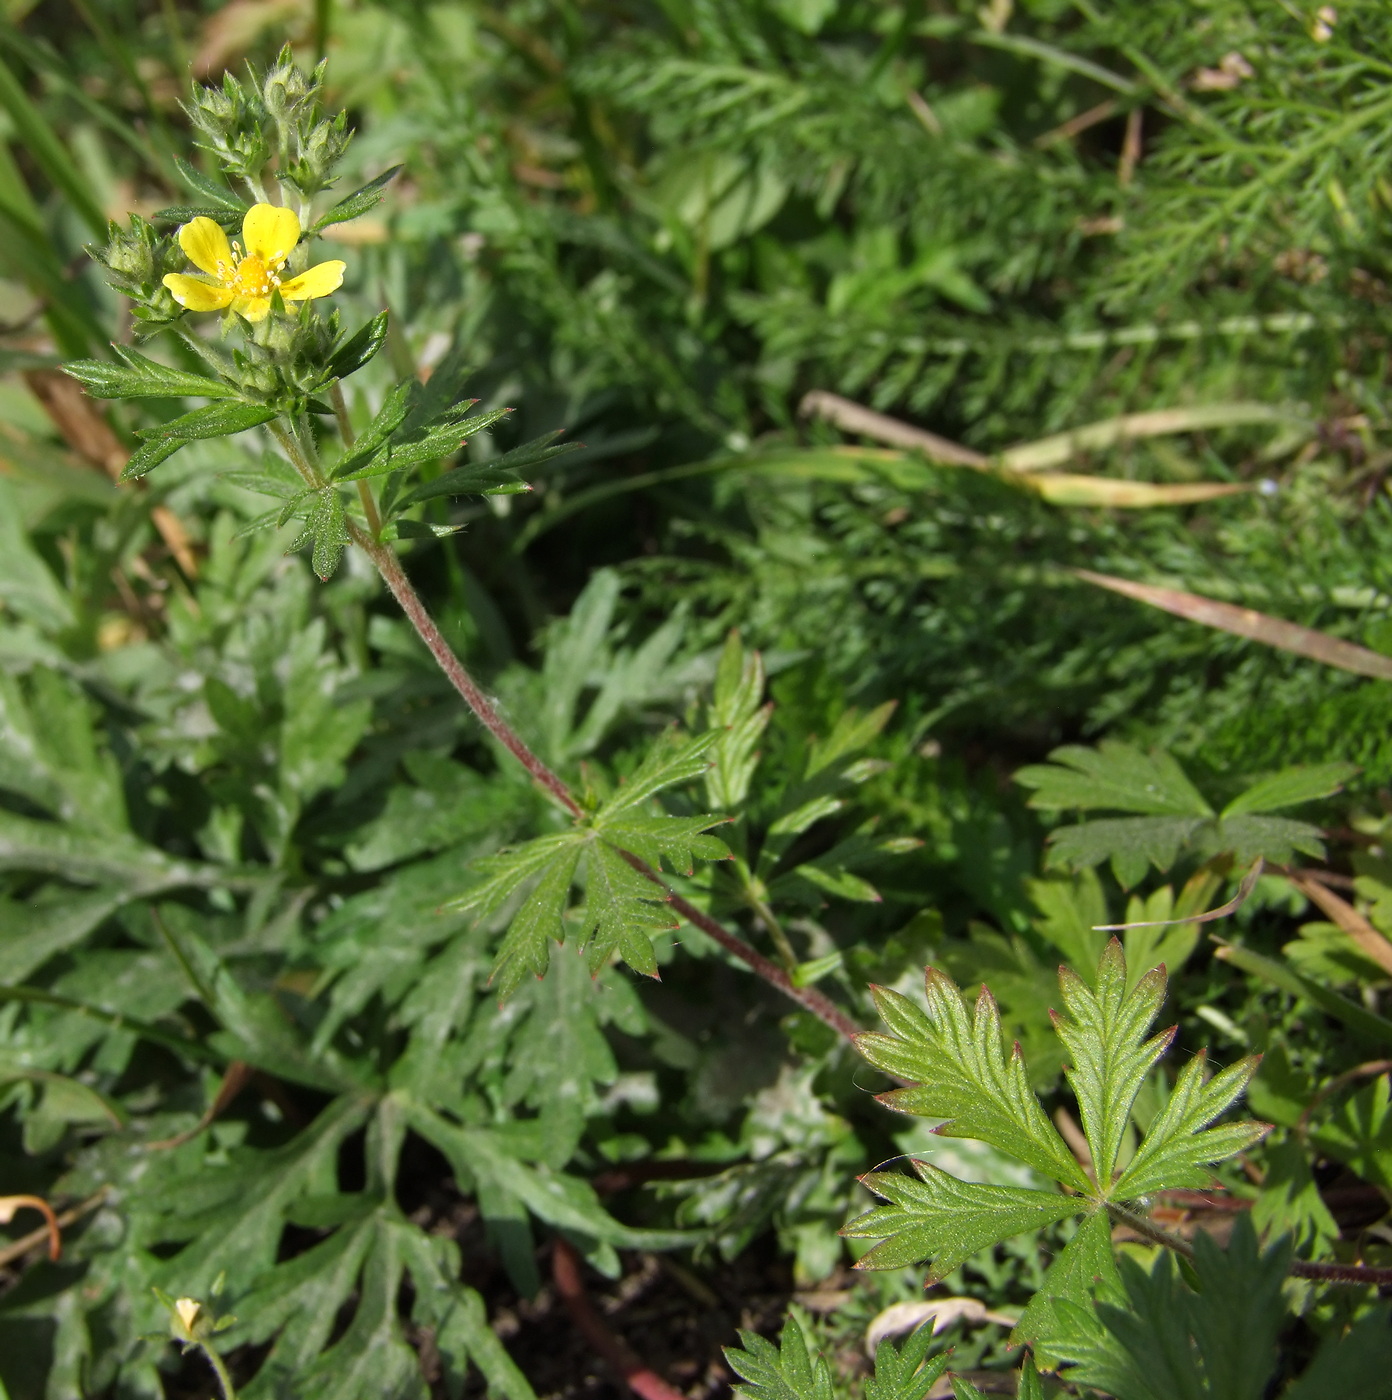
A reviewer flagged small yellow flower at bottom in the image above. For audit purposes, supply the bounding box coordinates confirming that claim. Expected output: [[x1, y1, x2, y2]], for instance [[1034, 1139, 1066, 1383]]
[[163, 203, 345, 323], [174, 1297, 202, 1335]]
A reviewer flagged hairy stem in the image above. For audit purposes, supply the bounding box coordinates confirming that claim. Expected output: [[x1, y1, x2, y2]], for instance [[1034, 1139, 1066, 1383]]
[[328, 381, 382, 537], [347, 523, 867, 1044], [1107, 1200, 1392, 1287], [349, 522, 582, 817], [269, 418, 324, 488]]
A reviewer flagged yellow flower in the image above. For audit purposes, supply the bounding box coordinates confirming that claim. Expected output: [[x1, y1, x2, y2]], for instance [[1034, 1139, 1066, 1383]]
[[162, 203, 345, 323]]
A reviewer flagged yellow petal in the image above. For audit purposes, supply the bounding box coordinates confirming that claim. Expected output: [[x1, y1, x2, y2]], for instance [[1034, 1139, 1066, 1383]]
[[242, 204, 301, 267], [231, 295, 273, 323], [177, 218, 233, 276], [163, 273, 235, 312], [279, 260, 346, 302]]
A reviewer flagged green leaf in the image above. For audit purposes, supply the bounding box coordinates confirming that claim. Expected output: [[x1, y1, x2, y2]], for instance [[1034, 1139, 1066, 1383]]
[[486, 837, 585, 998], [1045, 815, 1207, 886], [600, 811, 730, 876], [1048, 1219, 1292, 1400], [705, 630, 772, 809], [1311, 1074, 1392, 1191], [311, 165, 403, 232], [843, 1161, 1078, 1279], [1216, 942, 1392, 1049], [1209, 813, 1326, 865], [153, 203, 243, 226], [1028, 871, 1110, 973], [595, 729, 720, 820], [864, 1321, 951, 1400], [118, 434, 190, 482], [574, 840, 672, 978], [64, 346, 239, 400], [151, 1094, 370, 1299], [1250, 1139, 1338, 1265], [1222, 760, 1360, 816], [1012, 1209, 1120, 1355], [1285, 1307, 1392, 1400], [329, 380, 416, 478], [858, 972, 1093, 1192], [134, 400, 277, 443], [1053, 941, 1172, 1187], [305, 487, 349, 580], [394, 428, 575, 504], [724, 1312, 836, 1400], [173, 155, 244, 211], [1017, 741, 1213, 816], [325, 310, 389, 382], [1111, 1051, 1267, 1199]]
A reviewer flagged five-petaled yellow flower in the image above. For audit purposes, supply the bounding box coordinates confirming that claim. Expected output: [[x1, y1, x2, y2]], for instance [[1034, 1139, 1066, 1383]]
[[162, 203, 345, 323]]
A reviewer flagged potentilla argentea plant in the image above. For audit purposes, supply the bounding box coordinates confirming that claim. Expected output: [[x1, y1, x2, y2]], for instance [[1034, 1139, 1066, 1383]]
[[64, 52, 837, 1009]]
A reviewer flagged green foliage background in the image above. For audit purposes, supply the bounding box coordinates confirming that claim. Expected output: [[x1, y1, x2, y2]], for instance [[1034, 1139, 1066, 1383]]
[[0, 1, 1390, 1397]]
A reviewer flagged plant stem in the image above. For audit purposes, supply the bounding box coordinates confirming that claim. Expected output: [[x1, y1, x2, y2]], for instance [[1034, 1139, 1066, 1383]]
[[740, 866, 799, 974], [269, 419, 324, 488], [1107, 1200, 1392, 1287], [328, 382, 382, 537], [200, 1341, 237, 1400], [345, 522, 868, 1045], [349, 521, 583, 817]]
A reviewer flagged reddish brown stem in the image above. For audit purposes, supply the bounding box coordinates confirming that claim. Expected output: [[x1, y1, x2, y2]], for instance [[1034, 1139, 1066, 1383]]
[[551, 1237, 688, 1400], [616, 848, 865, 1044], [1290, 1259, 1392, 1286], [352, 524, 868, 1048], [353, 525, 582, 818]]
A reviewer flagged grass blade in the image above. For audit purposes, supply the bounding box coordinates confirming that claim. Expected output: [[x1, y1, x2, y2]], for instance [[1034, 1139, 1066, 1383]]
[[1072, 569, 1392, 681]]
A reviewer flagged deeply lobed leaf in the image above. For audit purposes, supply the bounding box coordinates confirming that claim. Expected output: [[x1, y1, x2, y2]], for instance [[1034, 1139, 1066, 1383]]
[[844, 1161, 1078, 1280], [859, 971, 1092, 1192]]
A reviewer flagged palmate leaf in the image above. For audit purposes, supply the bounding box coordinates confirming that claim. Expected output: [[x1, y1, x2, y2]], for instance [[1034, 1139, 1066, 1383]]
[[864, 1321, 952, 1400], [724, 1312, 836, 1400], [156, 1098, 537, 1400], [1045, 1219, 1293, 1400], [1021, 744, 1352, 886], [850, 942, 1269, 1334], [449, 731, 728, 996], [1053, 943, 1172, 1187], [858, 974, 1092, 1191], [1017, 741, 1213, 817], [843, 1162, 1078, 1279]]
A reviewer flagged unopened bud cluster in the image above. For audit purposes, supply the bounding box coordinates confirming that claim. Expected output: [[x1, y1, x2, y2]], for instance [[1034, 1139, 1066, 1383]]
[[184, 47, 350, 202]]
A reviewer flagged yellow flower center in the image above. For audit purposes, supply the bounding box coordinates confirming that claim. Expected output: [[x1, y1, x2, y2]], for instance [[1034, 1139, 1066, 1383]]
[[217, 241, 286, 299]]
